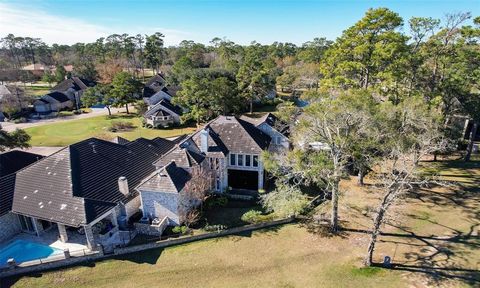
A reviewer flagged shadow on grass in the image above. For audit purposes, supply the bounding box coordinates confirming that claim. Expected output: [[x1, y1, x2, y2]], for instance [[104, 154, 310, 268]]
[[380, 263, 480, 287], [114, 248, 164, 265], [353, 222, 480, 287], [1, 261, 98, 288]]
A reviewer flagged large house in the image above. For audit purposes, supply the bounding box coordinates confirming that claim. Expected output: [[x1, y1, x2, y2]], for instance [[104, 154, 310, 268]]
[[0, 151, 43, 243], [33, 77, 95, 115], [0, 85, 28, 121], [0, 114, 284, 251], [33, 91, 73, 115], [142, 74, 183, 127], [52, 77, 95, 110]]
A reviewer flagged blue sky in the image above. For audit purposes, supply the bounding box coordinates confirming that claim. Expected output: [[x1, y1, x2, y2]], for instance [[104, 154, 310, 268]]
[[0, 0, 479, 45]]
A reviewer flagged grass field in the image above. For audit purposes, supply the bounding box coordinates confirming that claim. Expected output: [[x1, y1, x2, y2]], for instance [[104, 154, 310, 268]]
[[25, 114, 196, 146], [6, 156, 479, 288]]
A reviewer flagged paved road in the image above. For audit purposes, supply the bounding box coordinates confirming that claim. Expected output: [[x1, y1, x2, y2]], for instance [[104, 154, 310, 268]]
[[1, 107, 126, 132]]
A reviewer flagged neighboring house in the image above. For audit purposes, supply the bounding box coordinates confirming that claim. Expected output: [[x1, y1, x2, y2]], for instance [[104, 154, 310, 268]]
[[241, 113, 290, 149], [33, 91, 73, 115], [142, 74, 183, 129], [144, 99, 183, 128], [52, 77, 96, 109], [0, 151, 43, 243], [142, 74, 179, 106], [10, 137, 175, 249], [169, 115, 271, 192], [21, 63, 48, 77], [22, 64, 74, 77], [0, 85, 28, 120]]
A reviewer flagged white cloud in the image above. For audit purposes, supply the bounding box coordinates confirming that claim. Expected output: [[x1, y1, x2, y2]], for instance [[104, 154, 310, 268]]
[[0, 3, 190, 46]]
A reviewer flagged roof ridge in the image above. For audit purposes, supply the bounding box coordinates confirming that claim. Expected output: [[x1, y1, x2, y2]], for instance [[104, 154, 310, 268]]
[[235, 117, 266, 151]]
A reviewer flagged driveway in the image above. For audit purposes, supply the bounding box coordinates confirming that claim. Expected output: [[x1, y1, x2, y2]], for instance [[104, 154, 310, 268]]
[[1, 107, 126, 132]]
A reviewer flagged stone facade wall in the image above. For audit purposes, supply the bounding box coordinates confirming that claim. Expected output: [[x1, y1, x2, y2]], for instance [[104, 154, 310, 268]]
[[0, 213, 21, 243], [124, 196, 141, 219], [141, 191, 180, 225], [134, 219, 168, 236]]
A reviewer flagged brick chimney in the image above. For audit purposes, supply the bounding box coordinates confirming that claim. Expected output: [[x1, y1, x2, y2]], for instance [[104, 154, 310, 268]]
[[200, 128, 209, 153], [118, 176, 129, 196]]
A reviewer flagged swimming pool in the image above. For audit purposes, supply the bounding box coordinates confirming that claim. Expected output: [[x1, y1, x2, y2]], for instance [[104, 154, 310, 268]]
[[0, 239, 63, 265]]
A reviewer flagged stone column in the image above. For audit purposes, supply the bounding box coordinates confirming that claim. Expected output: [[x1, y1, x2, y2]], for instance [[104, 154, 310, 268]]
[[33, 218, 44, 236], [258, 162, 264, 191], [258, 169, 264, 191], [109, 209, 118, 228], [84, 225, 96, 251], [58, 224, 68, 242]]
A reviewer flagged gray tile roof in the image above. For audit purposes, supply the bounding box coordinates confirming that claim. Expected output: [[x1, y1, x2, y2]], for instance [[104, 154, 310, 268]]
[[0, 150, 44, 177], [12, 137, 175, 227], [52, 77, 95, 93], [0, 174, 16, 216], [144, 99, 183, 117], [188, 116, 271, 155], [241, 113, 289, 135], [0, 151, 43, 217], [111, 136, 130, 145], [46, 91, 70, 103], [137, 162, 191, 194], [154, 145, 205, 168]]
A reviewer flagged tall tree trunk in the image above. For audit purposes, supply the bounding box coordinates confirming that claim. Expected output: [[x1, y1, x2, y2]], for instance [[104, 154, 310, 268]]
[[357, 169, 365, 186], [331, 174, 340, 232], [125, 103, 129, 114], [250, 97, 253, 114], [365, 189, 392, 266], [465, 122, 478, 162], [106, 106, 112, 116]]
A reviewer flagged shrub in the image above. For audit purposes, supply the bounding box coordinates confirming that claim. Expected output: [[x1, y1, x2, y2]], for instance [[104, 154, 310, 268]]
[[204, 224, 227, 232], [13, 117, 27, 124], [205, 196, 228, 209], [261, 184, 309, 218], [108, 121, 136, 132], [172, 225, 188, 234], [241, 210, 275, 224]]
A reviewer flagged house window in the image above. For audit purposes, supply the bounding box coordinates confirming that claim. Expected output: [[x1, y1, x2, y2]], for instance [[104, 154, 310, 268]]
[[245, 155, 251, 166], [253, 155, 259, 167], [237, 154, 243, 166], [230, 153, 236, 166]]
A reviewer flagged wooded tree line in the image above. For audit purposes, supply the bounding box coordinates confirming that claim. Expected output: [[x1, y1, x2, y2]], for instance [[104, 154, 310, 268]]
[[261, 8, 479, 267]]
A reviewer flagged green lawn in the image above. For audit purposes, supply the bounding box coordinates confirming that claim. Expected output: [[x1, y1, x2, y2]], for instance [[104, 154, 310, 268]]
[[25, 114, 196, 146], [6, 224, 404, 288]]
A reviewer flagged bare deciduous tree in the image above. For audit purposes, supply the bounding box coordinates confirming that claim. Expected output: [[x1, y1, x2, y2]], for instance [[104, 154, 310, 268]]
[[364, 99, 449, 266]]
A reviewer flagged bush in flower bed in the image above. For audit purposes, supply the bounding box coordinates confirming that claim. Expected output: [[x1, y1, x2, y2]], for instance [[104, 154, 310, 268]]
[[241, 210, 275, 224], [108, 121, 136, 132]]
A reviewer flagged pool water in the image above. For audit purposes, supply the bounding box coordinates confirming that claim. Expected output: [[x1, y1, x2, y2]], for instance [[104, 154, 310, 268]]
[[0, 239, 63, 265]]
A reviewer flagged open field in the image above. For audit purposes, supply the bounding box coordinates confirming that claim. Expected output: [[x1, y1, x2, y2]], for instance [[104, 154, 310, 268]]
[[5, 155, 479, 288], [24, 114, 196, 146]]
